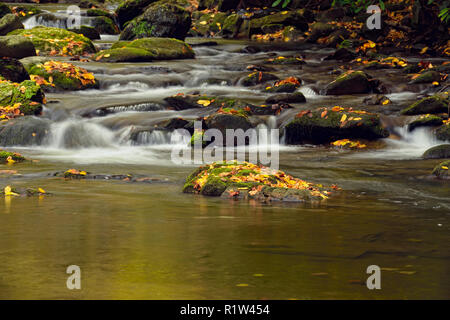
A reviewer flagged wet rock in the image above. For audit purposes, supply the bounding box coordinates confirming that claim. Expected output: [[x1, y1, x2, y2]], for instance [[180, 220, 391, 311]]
[[408, 115, 443, 132], [324, 71, 376, 95], [183, 161, 336, 202], [86, 8, 116, 21], [363, 94, 391, 106], [0, 13, 23, 36], [190, 41, 218, 47], [402, 64, 422, 74], [68, 25, 101, 40], [323, 48, 357, 61], [246, 64, 276, 72], [0, 149, 25, 163], [318, 7, 347, 21], [266, 92, 306, 104], [307, 22, 336, 43], [164, 94, 234, 110], [261, 23, 284, 34], [0, 57, 29, 83], [190, 12, 228, 37], [284, 107, 389, 145], [432, 160, 450, 179], [92, 16, 119, 35], [435, 124, 450, 141], [400, 94, 449, 115], [0, 35, 36, 59], [410, 70, 442, 84], [8, 27, 96, 56], [204, 113, 253, 138], [240, 71, 279, 86], [53, 169, 165, 183], [0, 117, 50, 146], [93, 37, 195, 62], [265, 55, 305, 65], [239, 45, 261, 54], [423, 144, 450, 159], [0, 78, 44, 115], [119, 0, 192, 41]]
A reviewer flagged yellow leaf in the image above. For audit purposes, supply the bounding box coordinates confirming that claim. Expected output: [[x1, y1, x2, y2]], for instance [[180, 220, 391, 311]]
[[6, 156, 15, 164], [382, 99, 390, 105], [340, 114, 347, 122], [281, 11, 288, 15], [442, 166, 449, 170], [79, 171, 87, 176], [4, 186, 19, 196], [432, 81, 439, 86], [199, 21, 207, 25], [48, 76, 53, 83], [197, 99, 211, 107], [104, 53, 110, 58], [420, 47, 428, 54], [38, 187, 46, 194]]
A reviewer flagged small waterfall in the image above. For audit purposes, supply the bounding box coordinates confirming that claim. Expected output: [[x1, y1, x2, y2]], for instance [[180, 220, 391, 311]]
[[23, 13, 95, 30], [46, 119, 117, 149]]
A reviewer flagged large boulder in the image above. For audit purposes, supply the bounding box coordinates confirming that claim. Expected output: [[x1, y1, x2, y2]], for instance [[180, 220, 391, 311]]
[[401, 94, 449, 115], [266, 92, 306, 104], [204, 112, 253, 137], [115, 0, 157, 29], [91, 16, 119, 35], [284, 107, 389, 144], [0, 13, 23, 36], [93, 37, 195, 62], [119, 0, 192, 41], [248, 9, 310, 36], [183, 161, 336, 202], [0, 35, 35, 58], [422, 144, 450, 159], [0, 57, 29, 83], [25, 60, 99, 91], [8, 27, 96, 56], [68, 25, 101, 40], [0, 78, 44, 116], [0, 116, 50, 146], [324, 71, 377, 95], [408, 114, 443, 132]]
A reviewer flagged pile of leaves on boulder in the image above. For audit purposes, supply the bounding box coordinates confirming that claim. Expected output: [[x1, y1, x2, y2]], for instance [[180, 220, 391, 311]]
[[27, 60, 98, 91], [0, 77, 44, 118], [183, 161, 340, 202]]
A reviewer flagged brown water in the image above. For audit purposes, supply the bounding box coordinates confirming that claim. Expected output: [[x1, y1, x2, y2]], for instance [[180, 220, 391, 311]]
[[0, 4, 449, 300]]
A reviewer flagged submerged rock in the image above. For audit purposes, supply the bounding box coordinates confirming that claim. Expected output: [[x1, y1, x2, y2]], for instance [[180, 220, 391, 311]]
[[401, 94, 449, 115], [0, 35, 36, 59], [284, 107, 389, 145], [8, 26, 96, 56], [0, 57, 29, 83], [0, 13, 23, 36], [423, 144, 450, 159], [119, 0, 192, 41], [183, 161, 338, 202], [432, 160, 450, 179], [93, 37, 195, 62], [240, 71, 278, 86]]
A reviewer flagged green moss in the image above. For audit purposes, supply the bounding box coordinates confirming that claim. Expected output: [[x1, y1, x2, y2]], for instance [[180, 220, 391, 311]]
[[0, 150, 25, 162], [423, 144, 450, 159], [432, 160, 450, 178], [401, 95, 449, 115], [0, 78, 44, 115], [8, 26, 96, 56], [408, 114, 443, 131]]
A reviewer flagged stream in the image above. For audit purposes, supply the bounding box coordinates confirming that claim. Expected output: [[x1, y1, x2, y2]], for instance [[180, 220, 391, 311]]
[[0, 3, 449, 299]]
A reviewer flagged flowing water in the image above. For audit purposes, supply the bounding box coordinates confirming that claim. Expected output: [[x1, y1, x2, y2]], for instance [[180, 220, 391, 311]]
[[0, 5, 449, 300]]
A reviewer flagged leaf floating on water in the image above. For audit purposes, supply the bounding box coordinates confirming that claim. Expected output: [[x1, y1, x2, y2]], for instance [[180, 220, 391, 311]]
[[236, 284, 249, 287], [38, 188, 46, 194], [197, 99, 211, 107]]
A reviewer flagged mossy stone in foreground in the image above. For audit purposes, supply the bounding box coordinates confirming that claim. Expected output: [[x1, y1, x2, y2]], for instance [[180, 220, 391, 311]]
[[408, 115, 443, 132], [0, 150, 25, 162], [8, 26, 96, 56], [0, 57, 29, 83], [423, 144, 450, 159], [0, 78, 44, 115], [325, 71, 372, 95], [183, 161, 337, 203], [0, 14, 24, 36], [0, 35, 36, 59]]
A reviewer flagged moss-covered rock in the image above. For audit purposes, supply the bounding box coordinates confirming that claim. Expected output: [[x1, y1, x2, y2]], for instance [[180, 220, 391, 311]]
[[240, 71, 279, 86], [401, 94, 449, 115], [0, 57, 29, 83], [410, 70, 442, 84], [190, 11, 228, 37], [93, 37, 195, 62], [435, 124, 450, 141], [86, 8, 116, 21], [408, 114, 443, 132], [68, 25, 100, 40], [0, 150, 25, 162], [307, 22, 336, 42], [432, 160, 450, 179], [266, 55, 305, 65], [0, 34, 36, 59], [183, 161, 337, 202], [26, 60, 99, 91], [10, 6, 42, 22], [91, 16, 119, 35], [323, 47, 357, 61], [0, 13, 23, 36], [0, 78, 44, 116], [284, 107, 389, 144], [204, 112, 253, 140], [115, 0, 157, 28], [422, 144, 450, 159], [265, 77, 301, 93], [324, 71, 374, 95], [8, 27, 96, 56], [119, 0, 191, 41], [248, 9, 310, 36], [164, 93, 238, 110]]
